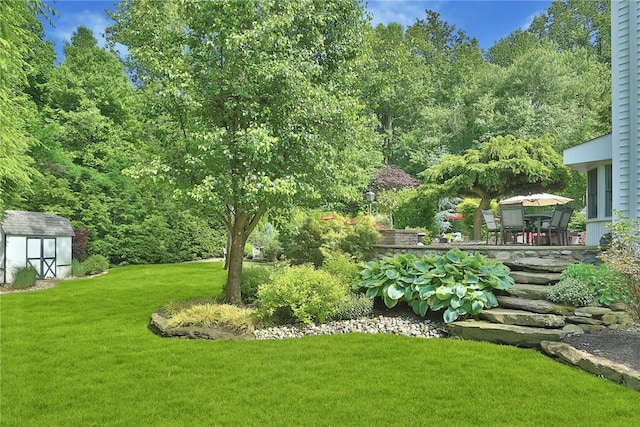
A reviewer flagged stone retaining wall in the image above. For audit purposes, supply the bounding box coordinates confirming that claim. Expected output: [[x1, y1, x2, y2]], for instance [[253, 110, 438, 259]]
[[374, 244, 602, 264]]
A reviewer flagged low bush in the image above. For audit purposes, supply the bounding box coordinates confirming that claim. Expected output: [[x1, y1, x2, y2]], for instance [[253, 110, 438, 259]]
[[71, 259, 87, 277], [12, 265, 38, 289], [330, 293, 374, 320], [257, 265, 346, 325], [83, 255, 109, 275], [237, 264, 275, 304], [600, 212, 640, 321], [353, 249, 514, 323], [322, 252, 360, 287], [547, 278, 596, 307], [167, 303, 260, 333], [280, 211, 379, 267], [560, 262, 628, 306]]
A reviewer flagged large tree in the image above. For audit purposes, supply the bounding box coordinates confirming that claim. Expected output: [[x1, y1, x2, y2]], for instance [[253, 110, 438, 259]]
[[422, 135, 571, 240], [107, 0, 381, 303], [0, 0, 49, 214]]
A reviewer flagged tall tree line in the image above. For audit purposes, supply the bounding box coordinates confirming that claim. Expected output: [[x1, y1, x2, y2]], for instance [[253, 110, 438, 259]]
[[1, 0, 611, 271]]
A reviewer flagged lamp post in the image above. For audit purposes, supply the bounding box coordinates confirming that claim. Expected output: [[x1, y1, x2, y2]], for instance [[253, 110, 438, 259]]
[[365, 190, 376, 216]]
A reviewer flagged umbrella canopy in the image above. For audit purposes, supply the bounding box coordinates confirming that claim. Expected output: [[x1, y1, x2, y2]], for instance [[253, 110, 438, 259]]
[[499, 193, 574, 207]]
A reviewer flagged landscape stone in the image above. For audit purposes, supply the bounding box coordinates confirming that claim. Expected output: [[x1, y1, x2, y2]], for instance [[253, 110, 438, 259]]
[[602, 312, 635, 327], [504, 257, 575, 273], [579, 324, 607, 333], [447, 320, 566, 347], [561, 324, 584, 334], [505, 284, 550, 300], [509, 271, 561, 285], [610, 302, 629, 312], [540, 341, 640, 392], [574, 307, 612, 318], [480, 308, 565, 328], [496, 296, 575, 316], [566, 316, 603, 325]]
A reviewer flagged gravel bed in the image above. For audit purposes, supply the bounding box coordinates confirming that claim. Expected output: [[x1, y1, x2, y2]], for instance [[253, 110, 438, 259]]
[[253, 315, 447, 340]]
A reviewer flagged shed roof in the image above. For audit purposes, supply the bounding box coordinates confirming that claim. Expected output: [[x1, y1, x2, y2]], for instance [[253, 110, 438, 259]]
[[1, 210, 75, 237]]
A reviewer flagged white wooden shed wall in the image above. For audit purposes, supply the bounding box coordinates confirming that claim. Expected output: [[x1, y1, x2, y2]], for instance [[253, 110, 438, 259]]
[[1, 211, 74, 284]]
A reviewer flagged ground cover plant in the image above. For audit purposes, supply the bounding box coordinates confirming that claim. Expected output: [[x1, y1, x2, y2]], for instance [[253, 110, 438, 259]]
[[354, 249, 514, 322], [1, 262, 639, 426]]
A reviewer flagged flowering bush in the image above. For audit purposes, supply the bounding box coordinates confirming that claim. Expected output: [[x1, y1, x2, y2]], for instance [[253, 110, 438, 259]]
[[600, 212, 640, 321]]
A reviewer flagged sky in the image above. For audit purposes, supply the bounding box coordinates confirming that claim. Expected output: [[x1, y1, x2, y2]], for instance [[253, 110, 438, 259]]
[[42, 0, 553, 61]]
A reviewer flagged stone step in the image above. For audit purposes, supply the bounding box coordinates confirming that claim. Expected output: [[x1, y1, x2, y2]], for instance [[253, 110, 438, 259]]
[[505, 284, 551, 300], [447, 320, 566, 348], [496, 295, 575, 316], [480, 308, 565, 328], [504, 257, 575, 273], [509, 271, 561, 285]]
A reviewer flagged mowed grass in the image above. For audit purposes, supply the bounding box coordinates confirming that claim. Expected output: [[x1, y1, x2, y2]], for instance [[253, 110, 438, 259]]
[[1, 262, 639, 427]]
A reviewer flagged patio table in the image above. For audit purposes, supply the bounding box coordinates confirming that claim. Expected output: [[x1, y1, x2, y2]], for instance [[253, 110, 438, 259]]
[[525, 213, 552, 245]]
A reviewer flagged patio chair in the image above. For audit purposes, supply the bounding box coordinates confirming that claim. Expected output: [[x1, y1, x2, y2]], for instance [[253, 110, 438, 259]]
[[499, 203, 531, 244], [557, 206, 574, 245], [481, 209, 501, 244], [539, 206, 564, 245]]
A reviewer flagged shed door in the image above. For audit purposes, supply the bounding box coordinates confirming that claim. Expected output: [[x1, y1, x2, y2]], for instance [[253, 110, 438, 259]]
[[27, 238, 57, 279]]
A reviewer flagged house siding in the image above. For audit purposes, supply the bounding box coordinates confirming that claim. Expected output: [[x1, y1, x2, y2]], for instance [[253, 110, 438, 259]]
[[613, 0, 640, 219]]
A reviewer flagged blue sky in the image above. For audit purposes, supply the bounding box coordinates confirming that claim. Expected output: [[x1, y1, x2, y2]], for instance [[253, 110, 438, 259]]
[[43, 0, 552, 61]]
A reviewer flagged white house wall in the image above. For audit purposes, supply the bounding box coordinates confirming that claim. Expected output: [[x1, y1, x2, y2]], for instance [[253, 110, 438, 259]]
[[0, 230, 4, 283], [612, 0, 640, 219]]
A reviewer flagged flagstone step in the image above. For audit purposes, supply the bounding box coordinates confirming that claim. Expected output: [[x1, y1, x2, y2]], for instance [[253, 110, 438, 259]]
[[496, 296, 575, 316], [504, 257, 575, 273], [504, 284, 551, 300], [509, 271, 561, 285], [447, 320, 567, 348], [480, 308, 565, 328]]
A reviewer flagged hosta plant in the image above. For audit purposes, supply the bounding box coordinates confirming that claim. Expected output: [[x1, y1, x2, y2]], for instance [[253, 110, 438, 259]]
[[353, 249, 514, 323]]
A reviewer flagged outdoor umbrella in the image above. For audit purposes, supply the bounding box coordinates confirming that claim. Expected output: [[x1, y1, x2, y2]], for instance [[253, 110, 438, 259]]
[[498, 193, 574, 207]]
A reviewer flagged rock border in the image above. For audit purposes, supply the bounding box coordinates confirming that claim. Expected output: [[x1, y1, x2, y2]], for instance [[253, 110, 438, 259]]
[[540, 340, 640, 392]]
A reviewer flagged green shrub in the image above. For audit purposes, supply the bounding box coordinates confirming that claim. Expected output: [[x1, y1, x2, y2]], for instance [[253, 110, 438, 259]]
[[249, 222, 282, 261], [12, 265, 38, 289], [83, 255, 109, 275], [322, 252, 360, 287], [547, 278, 596, 307], [238, 264, 275, 304], [353, 249, 514, 323], [394, 189, 438, 234], [330, 293, 374, 320], [257, 265, 347, 325], [561, 262, 629, 306], [600, 212, 640, 320], [280, 212, 379, 267], [71, 259, 87, 277]]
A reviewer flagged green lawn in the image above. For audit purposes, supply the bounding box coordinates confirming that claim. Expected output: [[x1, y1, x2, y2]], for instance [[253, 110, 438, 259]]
[[1, 262, 639, 426]]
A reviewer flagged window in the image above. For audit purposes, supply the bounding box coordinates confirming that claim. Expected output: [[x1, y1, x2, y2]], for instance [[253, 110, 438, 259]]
[[605, 164, 612, 217], [587, 168, 598, 219]]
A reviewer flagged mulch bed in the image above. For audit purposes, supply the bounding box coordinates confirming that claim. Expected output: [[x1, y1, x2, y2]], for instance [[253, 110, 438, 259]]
[[562, 328, 640, 372]]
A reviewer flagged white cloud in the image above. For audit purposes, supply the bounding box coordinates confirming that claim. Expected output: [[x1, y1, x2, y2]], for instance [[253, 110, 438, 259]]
[[367, 0, 437, 28], [50, 10, 111, 48]]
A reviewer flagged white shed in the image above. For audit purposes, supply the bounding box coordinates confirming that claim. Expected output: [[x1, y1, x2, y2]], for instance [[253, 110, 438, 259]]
[[1, 210, 75, 284]]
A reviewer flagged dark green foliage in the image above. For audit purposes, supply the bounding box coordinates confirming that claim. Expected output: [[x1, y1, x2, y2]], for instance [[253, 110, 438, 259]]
[[390, 190, 438, 233], [559, 262, 629, 307], [82, 255, 109, 275], [280, 212, 379, 267], [12, 265, 38, 289], [353, 249, 514, 323], [224, 264, 275, 304]]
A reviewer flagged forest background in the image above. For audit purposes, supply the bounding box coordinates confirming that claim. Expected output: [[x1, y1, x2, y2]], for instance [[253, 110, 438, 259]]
[[1, 0, 611, 267]]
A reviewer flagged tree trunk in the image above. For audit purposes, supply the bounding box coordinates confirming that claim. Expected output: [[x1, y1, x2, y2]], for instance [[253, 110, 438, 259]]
[[473, 197, 492, 241], [225, 220, 246, 304]]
